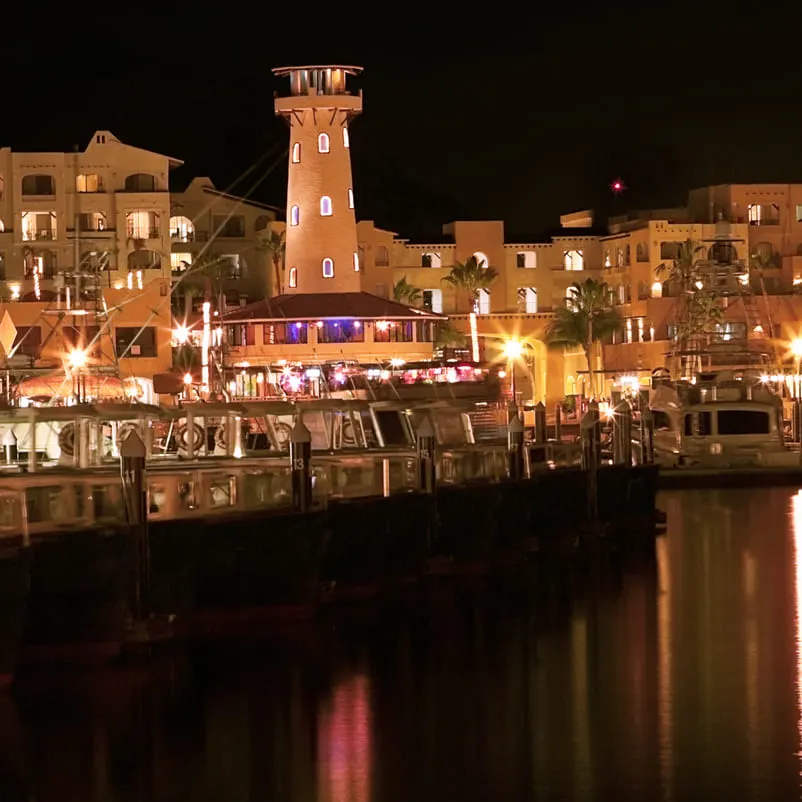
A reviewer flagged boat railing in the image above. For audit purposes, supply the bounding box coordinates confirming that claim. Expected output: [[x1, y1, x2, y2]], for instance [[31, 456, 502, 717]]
[[438, 445, 509, 484]]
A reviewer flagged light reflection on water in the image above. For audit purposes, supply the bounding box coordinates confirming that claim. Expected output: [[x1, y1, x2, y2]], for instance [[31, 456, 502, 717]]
[[3, 487, 802, 801], [792, 490, 802, 787]]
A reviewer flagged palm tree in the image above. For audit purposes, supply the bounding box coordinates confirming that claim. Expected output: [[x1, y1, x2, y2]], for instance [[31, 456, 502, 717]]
[[441, 256, 499, 313], [434, 322, 467, 350], [546, 278, 619, 399], [178, 251, 233, 312], [392, 276, 422, 305], [441, 256, 499, 361], [257, 229, 286, 296]]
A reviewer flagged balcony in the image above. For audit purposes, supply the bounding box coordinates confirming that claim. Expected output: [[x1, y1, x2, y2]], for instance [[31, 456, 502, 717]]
[[22, 230, 56, 242], [67, 227, 114, 237], [171, 230, 195, 242], [127, 228, 161, 241]]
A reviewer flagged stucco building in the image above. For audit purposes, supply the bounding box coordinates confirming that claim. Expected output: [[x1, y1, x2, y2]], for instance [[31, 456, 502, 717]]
[[0, 131, 178, 400], [169, 177, 279, 314]]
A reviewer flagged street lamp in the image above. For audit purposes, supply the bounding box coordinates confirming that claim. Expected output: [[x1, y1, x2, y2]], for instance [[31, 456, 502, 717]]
[[502, 338, 524, 410], [67, 349, 87, 369], [173, 324, 190, 345], [67, 348, 87, 403]]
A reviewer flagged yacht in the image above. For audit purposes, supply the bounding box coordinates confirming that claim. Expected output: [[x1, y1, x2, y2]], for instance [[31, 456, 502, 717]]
[[649, 371, 796, 468]]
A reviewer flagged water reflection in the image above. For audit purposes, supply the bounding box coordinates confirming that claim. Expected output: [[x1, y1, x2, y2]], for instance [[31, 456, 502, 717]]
[[793, 490, 802, 787], [317, 674, 371, 802], [3, 488, 802, 801]]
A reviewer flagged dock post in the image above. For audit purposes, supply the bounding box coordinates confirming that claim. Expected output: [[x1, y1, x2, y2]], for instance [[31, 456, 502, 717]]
[[507, 413, 525, 481], [416, 416, 437, 495], [612, 399, 633, 467], [640, 406, 655, 464], [121, 431, 150, 622], [554, 403, 562, 441], [2, 430, 17, 465], [534, 402, 547, 444], [290, 418, 313, 512], [581, 402, 600, 521], [791, 398, 802, 446]]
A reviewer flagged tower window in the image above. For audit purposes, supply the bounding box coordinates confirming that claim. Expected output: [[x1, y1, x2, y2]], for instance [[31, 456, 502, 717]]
[[292, 143, 300, 163], [289, 267, 297, 288], [343, 127, 350, 148], [322, 258, 334, 278], [353, 252, 360, 272], [320, 196, 332, 216], [290, 205, 299, 226], [348, 188, 354, 209], [318, 133, 330, 153]]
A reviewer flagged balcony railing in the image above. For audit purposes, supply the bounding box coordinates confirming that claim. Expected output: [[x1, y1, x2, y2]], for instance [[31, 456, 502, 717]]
[[23, 230, 56, 242], [170, 230, 195, 242], [127, 228, 161, 240]]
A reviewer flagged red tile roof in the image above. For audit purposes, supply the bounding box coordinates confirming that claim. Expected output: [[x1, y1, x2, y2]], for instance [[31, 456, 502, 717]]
[[222, 292, 446, 323]]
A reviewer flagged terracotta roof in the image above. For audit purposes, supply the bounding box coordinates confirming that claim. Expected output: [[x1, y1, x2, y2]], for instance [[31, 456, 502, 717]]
[[222, 292, 445, 323]]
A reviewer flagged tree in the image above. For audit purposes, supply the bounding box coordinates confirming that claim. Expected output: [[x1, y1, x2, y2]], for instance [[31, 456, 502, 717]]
[[546, 278, 620, 399], [434, 322, 467, 350], [392, 276, 422, 305], [257, 229, 286, 296], [441, 256, 499, 312], [657, 239, 724, 376]]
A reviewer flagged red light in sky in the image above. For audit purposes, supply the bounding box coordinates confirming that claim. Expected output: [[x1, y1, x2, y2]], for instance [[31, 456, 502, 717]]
[[611, 178, 625, 194]]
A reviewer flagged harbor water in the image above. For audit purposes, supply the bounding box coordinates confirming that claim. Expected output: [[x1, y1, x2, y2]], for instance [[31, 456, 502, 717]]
[[3, 486, 802, 801]]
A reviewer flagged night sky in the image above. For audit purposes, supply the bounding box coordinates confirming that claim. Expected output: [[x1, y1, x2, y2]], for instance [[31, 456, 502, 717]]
[[6, 9, 800, 240]]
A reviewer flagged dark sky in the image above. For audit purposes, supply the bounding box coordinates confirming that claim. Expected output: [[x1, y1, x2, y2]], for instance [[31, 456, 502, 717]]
[[6, 9, 801, 240]]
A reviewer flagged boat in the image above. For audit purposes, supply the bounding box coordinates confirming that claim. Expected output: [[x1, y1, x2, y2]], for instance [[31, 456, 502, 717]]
[[649, 371, 797, 468]]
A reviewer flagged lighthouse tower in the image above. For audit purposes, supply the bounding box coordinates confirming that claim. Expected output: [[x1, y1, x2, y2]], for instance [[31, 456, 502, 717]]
[[273, 65, 363, 295]]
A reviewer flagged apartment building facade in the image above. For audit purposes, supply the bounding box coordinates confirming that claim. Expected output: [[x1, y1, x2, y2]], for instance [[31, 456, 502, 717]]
[[169, 177, 279, 317], [0, 131, 181, 395]]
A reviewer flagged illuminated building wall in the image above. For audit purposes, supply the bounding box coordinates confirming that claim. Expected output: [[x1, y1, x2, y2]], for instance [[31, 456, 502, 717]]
[[0, 130, 176, 289], [169, 177, 279, 307]]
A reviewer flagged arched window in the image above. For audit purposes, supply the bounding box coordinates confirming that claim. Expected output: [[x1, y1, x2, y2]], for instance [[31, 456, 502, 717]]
[[473, 251, 489, 268], [343, 127, 350, 148], [124, 173, 156, 192], [322, 258, 334, 278], [564, 249, 584, 271], [169, 215, 194, 242], [21, 174, 55, 195], [288, 267, 298, 288], [127, 250, 161, 270], [320, 196, 332, 216], [353, 252, 360, 272], [318, 133, 330, 153], [636, 242, 649, 262], [0, 219, 4, 233], [348, 188, 354, 209], [752, 241, 780, 267], [375, 246, 390, 267], [290, 205, 299, 226], [292, 143, 301, 163]]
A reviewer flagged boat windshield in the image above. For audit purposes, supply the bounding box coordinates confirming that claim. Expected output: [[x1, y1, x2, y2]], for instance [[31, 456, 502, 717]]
[[684, 409, 771, 437], [716, 409, 770, 435]]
